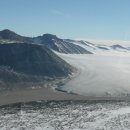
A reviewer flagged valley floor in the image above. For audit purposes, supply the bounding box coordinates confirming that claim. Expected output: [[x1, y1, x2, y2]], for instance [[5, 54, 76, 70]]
[[0, 87, 85, 106], [0, 87, 129, 107]]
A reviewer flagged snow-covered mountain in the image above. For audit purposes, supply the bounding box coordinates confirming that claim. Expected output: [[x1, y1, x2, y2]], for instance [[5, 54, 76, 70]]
[[64, 39, 130, 53], [64, 39, 130, 54], [0, 29, 92, 54], [33, 34, 92, 54], [1, 29, 130, 55]]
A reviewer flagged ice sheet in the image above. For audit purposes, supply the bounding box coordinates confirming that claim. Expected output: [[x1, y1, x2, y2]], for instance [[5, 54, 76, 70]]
[[58, 53, 130, 97]]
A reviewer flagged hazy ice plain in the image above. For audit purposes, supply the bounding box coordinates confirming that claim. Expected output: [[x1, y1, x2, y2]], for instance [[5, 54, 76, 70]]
[[58, 52, 130, 97]]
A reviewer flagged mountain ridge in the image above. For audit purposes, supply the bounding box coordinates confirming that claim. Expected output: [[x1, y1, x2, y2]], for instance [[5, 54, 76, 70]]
[[33, 34, 92, 54], [0, 29, 130, 54], [0, 29, 92, 54]]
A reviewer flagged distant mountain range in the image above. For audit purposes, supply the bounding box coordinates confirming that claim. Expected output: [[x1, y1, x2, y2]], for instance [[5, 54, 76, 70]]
[[0, 29, 92, 54], [0, 29, 129, 55]]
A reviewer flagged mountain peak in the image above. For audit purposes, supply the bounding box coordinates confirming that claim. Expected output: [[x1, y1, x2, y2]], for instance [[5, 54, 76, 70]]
[[0, 29, 21, 40], [1, 29, 14, 33], [43, 33, 57, 37], [0, 29, 31, 42], [42, 33, 60, 40], [111, 44, 126, 49], [0, 29, 17, 36]]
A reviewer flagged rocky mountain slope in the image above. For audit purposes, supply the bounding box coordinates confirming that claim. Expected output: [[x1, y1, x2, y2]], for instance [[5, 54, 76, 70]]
[[0, 42, 74, 77], [0, 42, 75, 90], [0, 29, 130, 55], [33, 34, 92, 54]]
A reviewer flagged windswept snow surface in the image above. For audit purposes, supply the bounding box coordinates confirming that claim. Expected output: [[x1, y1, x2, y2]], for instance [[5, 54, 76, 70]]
[[58, 52, 130, 97], [1, 101, 130, 130]]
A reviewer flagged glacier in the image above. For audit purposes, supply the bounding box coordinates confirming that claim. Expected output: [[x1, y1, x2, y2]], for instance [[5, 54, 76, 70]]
[[57, 43, 130, 97]]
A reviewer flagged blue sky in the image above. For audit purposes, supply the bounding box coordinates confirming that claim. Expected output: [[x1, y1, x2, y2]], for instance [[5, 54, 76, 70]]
[[0, 0, 130, 40]]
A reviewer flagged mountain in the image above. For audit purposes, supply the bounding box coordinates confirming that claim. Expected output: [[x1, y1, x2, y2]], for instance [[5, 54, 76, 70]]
[[97, 46, 109, 50], [0, 29, 92, 54], [1, 29, 130, 55], [0, 29, 31, 43], [66, 39, 130, 54], [0, 43, 74, 77], [33, 34, 92, 54], [110, 44, 127, 50]]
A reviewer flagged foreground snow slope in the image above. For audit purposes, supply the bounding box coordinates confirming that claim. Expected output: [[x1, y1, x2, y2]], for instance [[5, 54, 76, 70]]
[[57, 52, 130, 97], [1, 101, 130, 130]]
